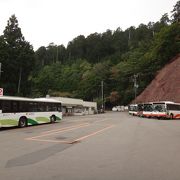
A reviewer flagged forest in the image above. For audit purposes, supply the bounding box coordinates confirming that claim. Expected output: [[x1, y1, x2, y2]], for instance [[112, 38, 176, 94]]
[[0, 1, 179, 108]]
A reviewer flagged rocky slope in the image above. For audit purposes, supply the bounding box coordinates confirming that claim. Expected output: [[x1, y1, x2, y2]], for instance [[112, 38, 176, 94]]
[[134, 54, 180, 103]]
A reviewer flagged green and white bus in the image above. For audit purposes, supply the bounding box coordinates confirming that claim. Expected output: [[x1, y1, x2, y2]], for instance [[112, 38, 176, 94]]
[[0, 96, 62, 128]]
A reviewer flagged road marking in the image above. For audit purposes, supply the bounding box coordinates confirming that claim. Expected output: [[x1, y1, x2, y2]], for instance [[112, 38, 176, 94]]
[[73, 124, 114, 142], [41, 123, 89, 134], [26, 124, 115, 144], [25, 123, 90, 140], [26, 138, 71, 144]]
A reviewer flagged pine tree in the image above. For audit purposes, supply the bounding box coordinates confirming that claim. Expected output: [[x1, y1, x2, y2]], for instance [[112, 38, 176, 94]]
[[3, 14, 35, 96]]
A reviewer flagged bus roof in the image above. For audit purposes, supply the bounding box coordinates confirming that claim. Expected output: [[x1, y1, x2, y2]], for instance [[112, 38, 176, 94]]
[[152, 101, 175, 104], [129, 104, 138, 106], [0, 96, 62, 103]]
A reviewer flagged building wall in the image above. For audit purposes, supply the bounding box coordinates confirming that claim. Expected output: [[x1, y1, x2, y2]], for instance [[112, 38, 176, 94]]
[[47, 96, 97, 116]]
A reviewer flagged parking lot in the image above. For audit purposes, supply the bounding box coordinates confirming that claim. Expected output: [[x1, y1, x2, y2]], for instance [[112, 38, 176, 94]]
[[1, 112, 180, 180]]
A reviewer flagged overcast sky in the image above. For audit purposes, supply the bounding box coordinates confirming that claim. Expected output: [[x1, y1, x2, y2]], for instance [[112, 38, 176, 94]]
[[0, 0, 177, 50]]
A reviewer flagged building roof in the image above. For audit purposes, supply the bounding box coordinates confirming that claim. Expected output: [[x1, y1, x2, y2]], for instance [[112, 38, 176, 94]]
[[50, 97, 84, 106], [34, 98, 62, 103]]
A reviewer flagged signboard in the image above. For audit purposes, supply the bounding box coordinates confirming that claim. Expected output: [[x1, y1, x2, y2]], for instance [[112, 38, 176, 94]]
[[0, 88, 3, 96]]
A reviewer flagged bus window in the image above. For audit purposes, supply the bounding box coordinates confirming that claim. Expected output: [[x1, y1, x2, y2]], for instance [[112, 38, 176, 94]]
[[138, 104, 144, 111], [19, 101, 29, 112], [154, 104, 165, 112], [52, 103, 58, 111], [28, 102, 38, 112], [2, 100, 11, 113], [12, 101, 19, 113], [144, 104, 153, 112], [167, 104, 180, 111], [57, 104, 62, 112]]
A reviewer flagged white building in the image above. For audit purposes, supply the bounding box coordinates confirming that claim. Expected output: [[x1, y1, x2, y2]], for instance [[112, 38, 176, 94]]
[[50, 97, 83, 116], [83, 101, 97, 115], [44, 96, 97, 116]]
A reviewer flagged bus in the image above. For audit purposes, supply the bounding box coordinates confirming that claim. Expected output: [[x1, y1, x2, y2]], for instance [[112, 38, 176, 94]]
[[128, 104, 138, 116], [0, 96, 62, 128], [152, 101, 180, 119], [142, 103, 153, 118], [137, 103, 144, 117]]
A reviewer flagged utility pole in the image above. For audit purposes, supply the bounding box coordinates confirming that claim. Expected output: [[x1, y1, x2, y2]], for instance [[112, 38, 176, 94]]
[[133, 74, 139, 102], [128, 29, 131, 41], [101, 80, 104, 112], [128, 29, 131, 47], [17, 67, 22, 94], [56, 45, 59, 63]]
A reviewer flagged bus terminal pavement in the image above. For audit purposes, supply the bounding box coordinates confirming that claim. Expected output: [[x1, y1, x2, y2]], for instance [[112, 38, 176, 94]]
[[1, 112, 180, 180]]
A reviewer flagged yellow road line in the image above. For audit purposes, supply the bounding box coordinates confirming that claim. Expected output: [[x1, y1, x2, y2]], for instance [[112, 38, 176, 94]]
[[25, 123, 90, 140], [41, 123, 89, 134], [26, 125, 114, 144], [74, 125, 114, 142], [26, 138, 71, 144]]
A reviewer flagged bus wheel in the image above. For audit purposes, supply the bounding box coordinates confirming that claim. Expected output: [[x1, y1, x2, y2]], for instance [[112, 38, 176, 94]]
[[50, 115, 56, 123], [170, 114, 174, 120], [18, 117, 27, 128]]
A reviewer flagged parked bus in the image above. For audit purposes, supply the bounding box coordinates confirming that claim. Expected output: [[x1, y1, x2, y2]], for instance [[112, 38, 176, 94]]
[[142, 103, 153, 118], [0, 96, 62, 128], [152, 101, 180, 119], [128, 104, 138, 116], [137, 103, 144, 117]]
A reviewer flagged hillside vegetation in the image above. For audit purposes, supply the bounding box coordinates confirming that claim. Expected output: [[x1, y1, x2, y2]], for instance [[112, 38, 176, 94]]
[[0, 1, 179, 108]]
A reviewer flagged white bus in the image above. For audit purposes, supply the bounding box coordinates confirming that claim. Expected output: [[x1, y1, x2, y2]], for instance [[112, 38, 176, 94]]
[[0, 96, 62, 128], [142, 103, 153, 118], [137, 103, 144, 117], [128, 104, 138, 115], [152, 101, 180, 119]]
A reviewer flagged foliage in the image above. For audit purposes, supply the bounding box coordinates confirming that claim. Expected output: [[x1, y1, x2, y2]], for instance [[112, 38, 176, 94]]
[[0, 15, 34, 96], [171, 0, 180, 23], [107, 91, 120, 105], [0, 1, 179, 107]]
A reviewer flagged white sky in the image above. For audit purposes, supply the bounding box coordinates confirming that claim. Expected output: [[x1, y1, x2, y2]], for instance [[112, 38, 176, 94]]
[[0, 0, 177, 50]]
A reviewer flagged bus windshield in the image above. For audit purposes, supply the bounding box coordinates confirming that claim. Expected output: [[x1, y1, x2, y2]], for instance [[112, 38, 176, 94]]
[[153, 104, 166, 112], [144, 104, 153, 112]]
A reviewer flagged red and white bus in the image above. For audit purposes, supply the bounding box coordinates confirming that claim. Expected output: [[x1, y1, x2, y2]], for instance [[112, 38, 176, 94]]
[[152, 101, 180, 119], [137, 103, 144, 117], [142, 103, 153, 118]]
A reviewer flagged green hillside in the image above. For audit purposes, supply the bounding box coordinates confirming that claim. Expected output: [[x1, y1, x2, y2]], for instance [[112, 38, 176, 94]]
[[0, 1, 179, 108]]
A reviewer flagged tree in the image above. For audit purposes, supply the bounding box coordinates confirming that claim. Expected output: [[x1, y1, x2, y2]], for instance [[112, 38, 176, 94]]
[[108, 91, 120, 105], [32, 65, 60, 96], [160, 13, 170, 25], [85, 33, 103, 63], [0, 35, 7, 82], [57, 45, 67, 64], [66, 35, 86, 61], [46, 43, 57, 64], [35, 46, 47, 68], [3, 14, 35, 96], [171, 0, 180, 23]]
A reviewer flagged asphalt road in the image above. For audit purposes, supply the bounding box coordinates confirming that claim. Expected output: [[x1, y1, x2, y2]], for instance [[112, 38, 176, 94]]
[[1, 112, 180, 180]]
